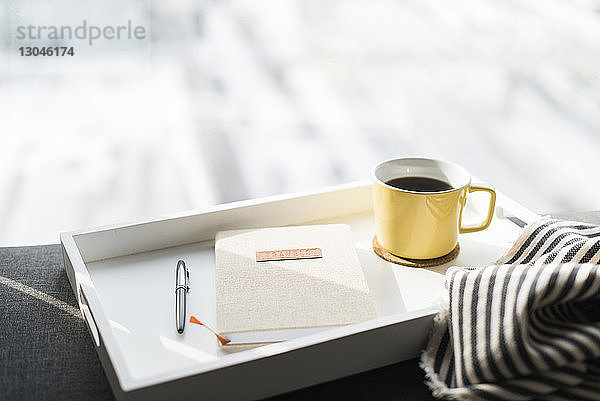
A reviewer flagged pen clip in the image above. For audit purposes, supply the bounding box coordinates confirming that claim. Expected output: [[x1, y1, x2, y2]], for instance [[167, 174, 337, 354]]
[[176, 260, 190, 293]]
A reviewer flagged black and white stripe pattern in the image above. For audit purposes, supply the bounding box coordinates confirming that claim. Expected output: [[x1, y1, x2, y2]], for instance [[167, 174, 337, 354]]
[[421, 218, 600, 400]]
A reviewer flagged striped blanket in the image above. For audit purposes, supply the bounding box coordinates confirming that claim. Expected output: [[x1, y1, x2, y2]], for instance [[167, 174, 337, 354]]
[[421, 219, 600, 400]]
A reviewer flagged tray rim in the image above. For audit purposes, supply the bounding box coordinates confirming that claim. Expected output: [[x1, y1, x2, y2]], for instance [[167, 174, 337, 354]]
[[61, 180, 538, 394]]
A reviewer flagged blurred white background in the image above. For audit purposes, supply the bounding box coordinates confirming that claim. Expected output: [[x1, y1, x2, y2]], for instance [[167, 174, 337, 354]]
[[1, 0, 600, 245]]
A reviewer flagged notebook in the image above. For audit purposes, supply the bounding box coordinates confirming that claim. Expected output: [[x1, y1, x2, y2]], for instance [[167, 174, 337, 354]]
[[215, 224, 377, 345]]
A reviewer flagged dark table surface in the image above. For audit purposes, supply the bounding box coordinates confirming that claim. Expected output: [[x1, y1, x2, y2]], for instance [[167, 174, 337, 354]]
[[2, 211, 598, 401]]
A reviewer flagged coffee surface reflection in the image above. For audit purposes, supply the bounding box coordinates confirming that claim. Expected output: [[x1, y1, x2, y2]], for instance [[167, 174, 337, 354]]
[[385, 176, 453, 193]]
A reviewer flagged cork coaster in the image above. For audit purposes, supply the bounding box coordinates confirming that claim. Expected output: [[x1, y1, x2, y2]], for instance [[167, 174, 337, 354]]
[[372, 237, 460, 268]]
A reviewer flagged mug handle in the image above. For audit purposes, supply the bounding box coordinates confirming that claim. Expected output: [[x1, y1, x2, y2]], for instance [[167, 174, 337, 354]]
[[459, 183, 496, 234]]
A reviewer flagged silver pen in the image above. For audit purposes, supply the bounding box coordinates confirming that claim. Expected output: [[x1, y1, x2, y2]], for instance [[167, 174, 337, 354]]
[[175, 260, 190, 334]]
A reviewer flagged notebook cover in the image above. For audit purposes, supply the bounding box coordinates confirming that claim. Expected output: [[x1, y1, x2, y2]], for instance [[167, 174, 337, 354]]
[[215, 224, 377, 338]]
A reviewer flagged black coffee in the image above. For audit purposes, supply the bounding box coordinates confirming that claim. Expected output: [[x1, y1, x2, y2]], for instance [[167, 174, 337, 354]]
[[385, 176, 453, 192]]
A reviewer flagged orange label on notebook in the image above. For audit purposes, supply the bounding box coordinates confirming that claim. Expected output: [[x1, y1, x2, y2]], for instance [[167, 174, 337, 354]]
[[256, 248, 322, 262]]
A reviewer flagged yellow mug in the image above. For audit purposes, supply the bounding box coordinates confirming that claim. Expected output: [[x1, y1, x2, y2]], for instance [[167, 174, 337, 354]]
[[372, 157, 496, 260]]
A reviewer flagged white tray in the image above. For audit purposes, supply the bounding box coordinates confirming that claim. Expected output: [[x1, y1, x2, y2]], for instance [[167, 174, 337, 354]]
[[61, 181, 538, 401]]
